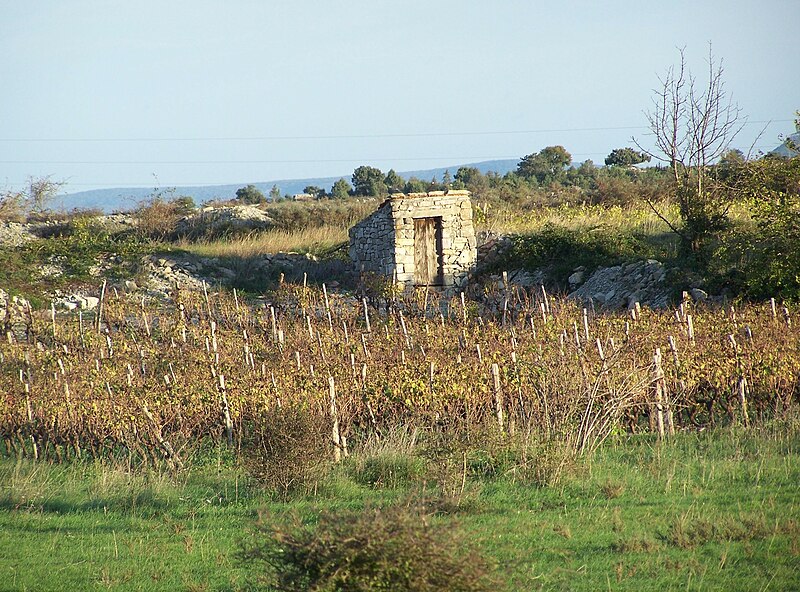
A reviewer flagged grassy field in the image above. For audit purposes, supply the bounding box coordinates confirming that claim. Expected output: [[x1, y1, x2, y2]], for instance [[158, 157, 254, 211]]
[[1, 423, 798, 591]]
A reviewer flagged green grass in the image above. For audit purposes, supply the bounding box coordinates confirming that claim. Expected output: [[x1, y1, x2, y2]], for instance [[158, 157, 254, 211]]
[[1, 423, 798, 591]]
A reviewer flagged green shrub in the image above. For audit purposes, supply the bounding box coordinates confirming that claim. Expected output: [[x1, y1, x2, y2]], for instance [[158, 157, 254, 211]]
[[503, 223, 649, 281], [351, 452, 426, 489], [240, 504, 500, 592]]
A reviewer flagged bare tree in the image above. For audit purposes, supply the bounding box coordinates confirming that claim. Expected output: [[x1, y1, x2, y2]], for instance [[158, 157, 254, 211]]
[[635, 46, 745, 259], [26, 175, 65, 213]]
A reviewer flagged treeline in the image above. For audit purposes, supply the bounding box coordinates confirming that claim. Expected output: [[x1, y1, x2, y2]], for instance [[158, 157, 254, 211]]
[[231, 145, 673, 206]]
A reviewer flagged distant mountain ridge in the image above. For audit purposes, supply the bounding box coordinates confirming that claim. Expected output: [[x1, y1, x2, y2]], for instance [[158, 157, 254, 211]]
[[54, 159, 520, 213]]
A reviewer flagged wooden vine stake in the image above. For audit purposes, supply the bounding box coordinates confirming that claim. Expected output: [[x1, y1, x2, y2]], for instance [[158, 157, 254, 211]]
[[329, 376, 343, 462], [652, 348, 674, 438], [218, 374, 233, 446], [362, 298, 371, 333], [96, 279, 107, 333], [491, 363, 504, 434], [728, 334, 750, 428]]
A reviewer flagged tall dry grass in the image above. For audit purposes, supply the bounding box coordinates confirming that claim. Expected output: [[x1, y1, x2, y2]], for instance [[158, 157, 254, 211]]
[[178, 225, 349, 258]]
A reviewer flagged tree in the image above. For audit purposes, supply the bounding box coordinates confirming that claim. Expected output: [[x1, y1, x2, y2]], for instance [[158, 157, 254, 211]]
[[517, 146, 572, 185], [1, 175, 65, 221], [330, 178, 352, 200], [452, 166, 488, 194], [735, 155, 800, 299], [567, 159, 598, 189], [441, 169, 452, 189], [269, 185, 282, 201], [454, 167, 481, 186], [604, 147, 651, 167], [384, 169, 405, 193], [303, 185, 325, 199], [28, 176, 65, 212], [236, 184, 267, 204], [716, 149, 746, 182], [403, 177, 427, 194], [352, 166, 386, 197], [172, 195, 196, 214], [634, 46, 744, 260], [427, 175, 442, 191]]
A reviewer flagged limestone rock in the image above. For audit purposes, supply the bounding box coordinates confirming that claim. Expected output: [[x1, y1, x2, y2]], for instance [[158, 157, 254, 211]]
[[569, 260, 671, 310], [175, 205, 274, 239]]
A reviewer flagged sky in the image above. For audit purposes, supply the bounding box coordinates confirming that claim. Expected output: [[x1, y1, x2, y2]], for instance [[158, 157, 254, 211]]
[[1, 0, 798, 195]]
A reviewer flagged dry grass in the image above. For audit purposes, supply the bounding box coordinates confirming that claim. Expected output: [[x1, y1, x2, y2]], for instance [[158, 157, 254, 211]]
[[479, 200, 681, 236], [177, 225, 348, 258], [479, 199, 755, 237]]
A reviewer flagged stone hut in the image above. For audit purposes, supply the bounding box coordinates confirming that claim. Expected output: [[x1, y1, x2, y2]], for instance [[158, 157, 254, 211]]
[[348, 190, 476, 288]]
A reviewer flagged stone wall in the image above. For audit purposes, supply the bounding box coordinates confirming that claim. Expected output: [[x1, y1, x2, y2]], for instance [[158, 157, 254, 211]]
[[348, 204, 395, 276], [349, 190, 476, 288]]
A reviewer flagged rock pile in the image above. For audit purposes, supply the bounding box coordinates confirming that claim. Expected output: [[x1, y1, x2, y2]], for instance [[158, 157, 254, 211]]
[[568, 259, 671, 309], [0, 221, 38, 247], [175, 205, 274, 238], [0, 289, 31, 327], [476, 232, 513, 268], [142, 251, 332, 298], [52, 293, 101, 311]]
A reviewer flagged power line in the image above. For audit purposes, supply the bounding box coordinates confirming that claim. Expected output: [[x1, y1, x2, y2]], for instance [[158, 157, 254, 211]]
[[2, 156, 524, 165], [0, 119, 790, 143], [0, 145, 778, 166], [0, 126, 649, 142]]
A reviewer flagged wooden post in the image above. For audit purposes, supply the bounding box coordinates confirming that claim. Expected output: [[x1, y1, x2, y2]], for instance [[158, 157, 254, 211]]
[[491, 363, 504, 433], [541, 285, 550, 315], [322, 283, 333, 331], [329, 376, 342, 462], [728, 334, 750, 428], [219, 374, 233, 446], [582, 308, 590, 342], [738, 376, 750, 429], [270, 306, 277, 342], [96, 279, 107, 333], [306, 315, 314, 339], [362, 298, 371, 333], [361, 333, 370, 358], [653, 348, 666, 439]]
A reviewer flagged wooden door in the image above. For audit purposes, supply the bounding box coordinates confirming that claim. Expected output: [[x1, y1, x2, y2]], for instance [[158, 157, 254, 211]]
[[414, 217, 443, 285]]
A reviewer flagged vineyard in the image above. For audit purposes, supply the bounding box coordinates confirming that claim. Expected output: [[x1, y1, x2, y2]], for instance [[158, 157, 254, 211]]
[[2, 281, 798, 477]]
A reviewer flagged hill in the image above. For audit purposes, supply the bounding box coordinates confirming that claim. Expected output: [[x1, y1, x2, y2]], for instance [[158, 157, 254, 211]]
[[53, 159, 520, 213]]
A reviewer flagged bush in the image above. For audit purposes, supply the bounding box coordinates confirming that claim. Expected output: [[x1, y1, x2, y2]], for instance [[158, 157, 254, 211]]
[[268, 200, 377, 232], [240, 503, 500, 592], [133, 197, 187, 240], [504, 223, 647, 282], [351, 452, 426, 489], [241, 405, 333, 498], [0, 190, 26, 223]]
